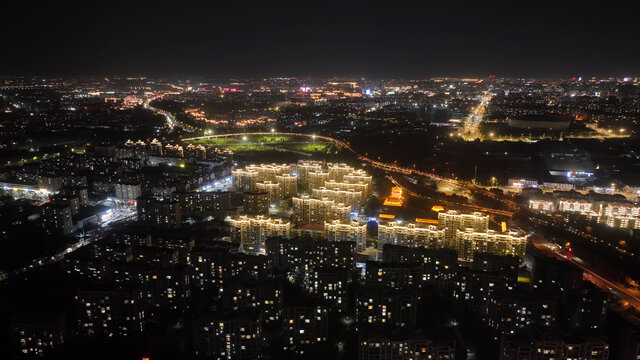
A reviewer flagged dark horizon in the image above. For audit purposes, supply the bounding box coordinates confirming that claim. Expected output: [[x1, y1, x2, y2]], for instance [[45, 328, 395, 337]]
[[3, 1, 640, 78]]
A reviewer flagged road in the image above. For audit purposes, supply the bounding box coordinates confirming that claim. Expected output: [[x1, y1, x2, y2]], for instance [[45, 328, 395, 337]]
[[1, 211, 137, 282], [531, 236, 640, 312], [387, 175, 514, 217], [459, 95, 491, 141], [200, 176, 233, 192], [144, 92, 181, 129]]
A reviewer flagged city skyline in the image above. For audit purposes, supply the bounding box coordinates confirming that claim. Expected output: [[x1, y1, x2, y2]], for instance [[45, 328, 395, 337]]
[[2, 2, 640, 359]]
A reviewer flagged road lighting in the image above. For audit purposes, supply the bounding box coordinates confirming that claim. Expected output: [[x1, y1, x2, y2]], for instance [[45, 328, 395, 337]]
[[271, 128, 275, 133], [242, 136, 247, 141]]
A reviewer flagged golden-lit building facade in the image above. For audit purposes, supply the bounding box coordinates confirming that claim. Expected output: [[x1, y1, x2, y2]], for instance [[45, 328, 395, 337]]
[[275, 174, 298, 198], [256, 181, 280, 204], [312, 187, 362, 208], [233, 164, 296, 202], [245, 163, 291, 182], [229, 215, 291, 254], [529, 199, 555, 212], [343, 170, 372, 195], [324, 180, 370, 203], [327, 163, 355, 182], [599, 204, 640, 217], [164, 144, 183, 157], [308, 170, 331, 190], [292, 195, 350, 225], [232, 169, 259, 192], [377, 222, 445, 250], [296, 160, 323, 186], [557, 200, 593, 213], [437, 210, 489, 247], [454, 229, 527, 261], [324, 220, 367, 251]]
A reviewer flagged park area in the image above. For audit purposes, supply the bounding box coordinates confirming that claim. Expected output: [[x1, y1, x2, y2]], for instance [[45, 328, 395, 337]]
[[185, 134, 335, 154]]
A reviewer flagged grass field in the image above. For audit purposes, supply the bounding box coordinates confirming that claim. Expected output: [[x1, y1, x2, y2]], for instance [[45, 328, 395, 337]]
[[185, 134, 334, 153], [190, 137, 233, 145], [294, 143, 332, 152]]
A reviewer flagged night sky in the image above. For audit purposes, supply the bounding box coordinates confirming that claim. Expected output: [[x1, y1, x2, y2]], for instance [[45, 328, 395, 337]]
[[2, 1, 639, 78]]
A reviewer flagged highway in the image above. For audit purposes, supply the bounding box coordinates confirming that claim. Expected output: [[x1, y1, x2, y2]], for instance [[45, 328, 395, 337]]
[[530, 236, 640, 312], [1, 211, 137, 282], [459, 95, 491, 141], [144, 92, 181, 129], [387, 175, 514, 217]]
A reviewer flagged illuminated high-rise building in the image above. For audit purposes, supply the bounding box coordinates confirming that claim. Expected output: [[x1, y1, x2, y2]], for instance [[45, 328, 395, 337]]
[[529, 199, 554, 212], [229, 215, 291, 254], [454, 229, 527, 261], [164, 144, 184, 157], [324, 220, 367, 251], [377, 222, 445, 250], [312, 187, 362, 208], [327, 163, 355, 181], [233, 163, 291, 192], [185, 143, 206, 160], [344, 170, 372, 197], [245, 163, 291, 182], [256, 181, 280, 204], [557, 200, 592, 213], [275, 173, 298, 198], [296, 160, 323, 185], [324, 179, 369, 203], [599, 204, 640, 217], [308, 170, 331, 190], [437, 210, 489, 247], [234, 164, 296, 204], [232, 169, 259, 192], [292, 195, 350, 225]]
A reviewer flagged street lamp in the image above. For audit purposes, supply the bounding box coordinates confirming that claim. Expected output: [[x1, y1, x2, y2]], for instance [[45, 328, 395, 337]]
[[271, 128, 275, 133], [242, 136, 247, 141]]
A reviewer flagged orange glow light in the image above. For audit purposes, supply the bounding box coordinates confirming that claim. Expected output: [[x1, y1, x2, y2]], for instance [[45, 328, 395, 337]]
[[383, 186, 404, 207], [415, 218, 438, 224]]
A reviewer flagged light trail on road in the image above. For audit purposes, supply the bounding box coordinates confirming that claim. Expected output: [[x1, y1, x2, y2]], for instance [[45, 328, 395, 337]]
[[531, 236, 640, 312]]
